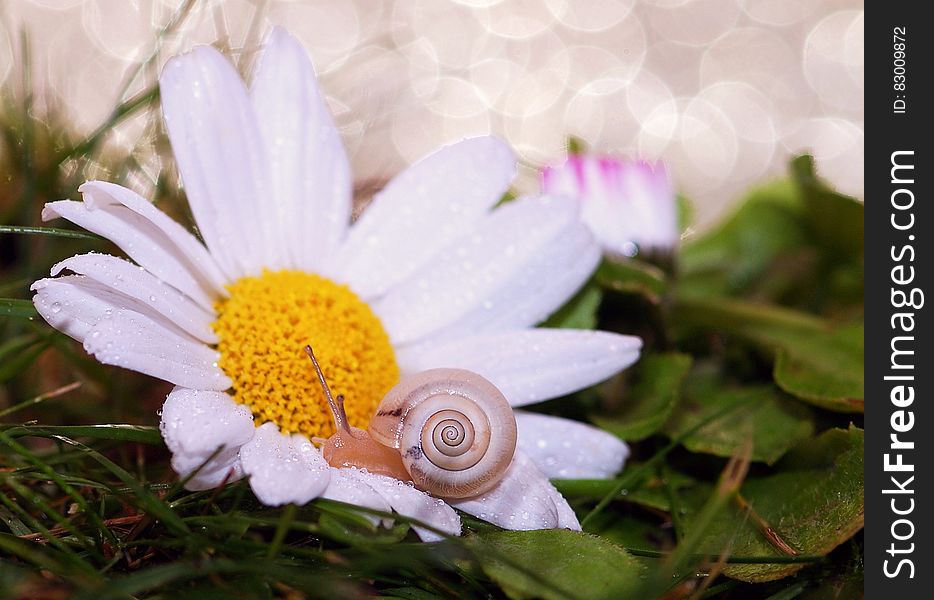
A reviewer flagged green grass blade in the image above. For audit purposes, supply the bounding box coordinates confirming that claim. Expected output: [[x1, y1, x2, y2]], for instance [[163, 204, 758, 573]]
[[0, 224, 102, 240], [0, 381, 81, 418], [56, 86, 160, 164], [0, 431, 118, 546], [0, 298, 38, 318], [48, 435, 190, 536], [0, 532, 102, 586], [0, 424, 163, 445], [580, 400, 749, 528]]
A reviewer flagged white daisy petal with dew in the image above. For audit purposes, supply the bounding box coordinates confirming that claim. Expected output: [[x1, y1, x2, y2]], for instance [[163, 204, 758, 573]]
[[542, 156, 678, 259], [31, 27, 641, 540]]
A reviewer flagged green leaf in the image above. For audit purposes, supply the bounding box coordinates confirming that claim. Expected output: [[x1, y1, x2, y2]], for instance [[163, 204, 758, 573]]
[[591, 353, 692, 441], [0, 298, 38, 318], [791, 155, 863, 260], [476, 530, 645, 600], [595, 258, 667, 302], [774, 322, 864, 412], [800, 567, 864, 600], [554, 469, 696, 512], [663, 372, 814, 464], [679, 179, 807, 298], [681, 426, 864, 582], [626, 469, 697, 513], [677, 193, 693, 233], [678, 156, 863, 314], [582, 512, 667, 571], [673, 296, 864, 412], [542, 282, 602, 330]]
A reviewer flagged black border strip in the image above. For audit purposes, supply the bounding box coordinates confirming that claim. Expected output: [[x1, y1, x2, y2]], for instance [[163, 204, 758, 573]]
[[865, 2, 931, 595]]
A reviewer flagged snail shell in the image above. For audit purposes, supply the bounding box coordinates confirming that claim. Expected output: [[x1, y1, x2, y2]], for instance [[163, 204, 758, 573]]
[[368, 369, 517, 499]]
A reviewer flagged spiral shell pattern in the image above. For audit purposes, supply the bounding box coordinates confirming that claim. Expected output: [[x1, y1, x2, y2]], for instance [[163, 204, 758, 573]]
[[368, 369, 517, 499]]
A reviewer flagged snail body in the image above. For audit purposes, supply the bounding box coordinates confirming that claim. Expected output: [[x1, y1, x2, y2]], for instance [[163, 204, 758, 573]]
[[305, 346, 517, 500]]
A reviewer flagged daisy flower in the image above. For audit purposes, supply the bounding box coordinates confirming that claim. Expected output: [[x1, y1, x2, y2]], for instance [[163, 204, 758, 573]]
[[31, 28, 641, 541], [542, 156, 678, 259]]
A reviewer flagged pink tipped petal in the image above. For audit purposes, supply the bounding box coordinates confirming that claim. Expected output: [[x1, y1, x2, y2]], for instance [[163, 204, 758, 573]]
[[451, 452, 578, 531], [541, 156, 678, 255], [342, 469, 461, 542], [322, 468, 393, 527], [51, 253, 217, 344], [331, 137, 516, 299], [541, 157, 587, 199], [250, 27, 352, 270], [160, 387, 255, 460], [82, 308, 231, 390], [514, 412, 629, 479], [77, 181, 229, 298], [396, 329, 642, 407], [160, 46, 279, 277], [42, 197, 220, 311], [239, 423, 331, 506], [374, 195, 579, 345]]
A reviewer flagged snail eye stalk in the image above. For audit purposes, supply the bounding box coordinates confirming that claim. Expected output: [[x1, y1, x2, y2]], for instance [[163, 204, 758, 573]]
[[304, 344, 352, 434]]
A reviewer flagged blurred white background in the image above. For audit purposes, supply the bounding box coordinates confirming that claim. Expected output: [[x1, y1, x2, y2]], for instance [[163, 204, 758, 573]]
[[0, 0, 863, 229]]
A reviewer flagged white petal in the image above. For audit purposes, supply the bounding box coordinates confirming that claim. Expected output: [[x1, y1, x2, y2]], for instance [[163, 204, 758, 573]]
[[342, 469, 461, 542], [83, 308, 230, 390], [78, 181, 228, 298], [172, 451, 245, 491], [397, 329, 642, 406], [436, 223, 599, 338], [374, 195, 578, 345], [42, 195, 220, 311], [544, 484, 581, 531], [32, 274, 203, 346], [160, 387, 255, 459], [450, 452, 578, 531], [514, 412, 629, 479], [239, 423, 331, 506], [322, 467, 393, 526], [52, 253, 217, 344], [160, 46, 278, 277], [31, 275, 125, 342], [330, 137, 515, 299], [251, 27, 352, 270]]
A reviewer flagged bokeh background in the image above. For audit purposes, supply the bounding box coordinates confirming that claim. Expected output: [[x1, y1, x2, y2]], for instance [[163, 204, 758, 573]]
[[0, 0, 863, 230]]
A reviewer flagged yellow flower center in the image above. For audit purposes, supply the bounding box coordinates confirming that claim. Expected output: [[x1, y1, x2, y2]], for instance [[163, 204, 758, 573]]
[[212, 269, 399, 438]]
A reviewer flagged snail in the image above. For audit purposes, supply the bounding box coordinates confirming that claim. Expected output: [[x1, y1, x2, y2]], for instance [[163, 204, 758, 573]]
[[304, 345, 517, 499]]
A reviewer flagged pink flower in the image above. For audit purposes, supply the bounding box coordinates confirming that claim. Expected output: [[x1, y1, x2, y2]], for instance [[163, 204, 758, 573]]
[[542, 156, 678, 259]]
